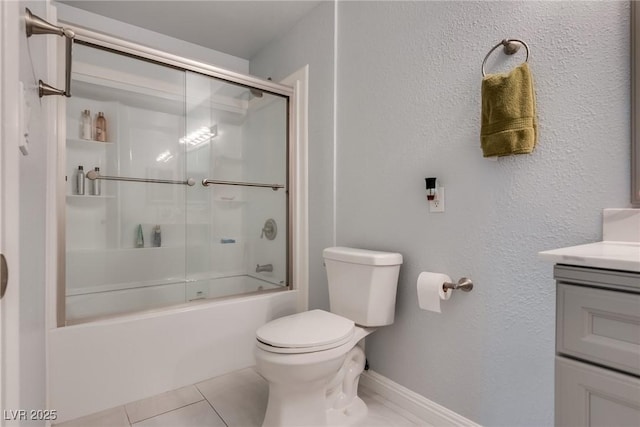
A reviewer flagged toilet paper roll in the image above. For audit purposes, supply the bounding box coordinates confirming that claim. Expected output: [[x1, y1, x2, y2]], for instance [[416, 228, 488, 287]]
[[417, 272, 452, 313]]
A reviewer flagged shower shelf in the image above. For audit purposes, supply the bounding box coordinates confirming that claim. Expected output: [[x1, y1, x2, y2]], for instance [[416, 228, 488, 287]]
[[67, 138, 114, 147], [72, 69, 248, 115], [66, 194, 115, 200], [214, 198, 245, 206]]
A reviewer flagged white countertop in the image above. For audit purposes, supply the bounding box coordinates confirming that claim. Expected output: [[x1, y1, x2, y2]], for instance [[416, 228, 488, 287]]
[[539, 241, 640, 273]]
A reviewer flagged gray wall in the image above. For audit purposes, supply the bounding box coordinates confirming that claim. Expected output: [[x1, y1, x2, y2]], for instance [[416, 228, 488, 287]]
[[336, 1, 630, 425], [250, 1, 336, 310], [49, 1, 632, 424]]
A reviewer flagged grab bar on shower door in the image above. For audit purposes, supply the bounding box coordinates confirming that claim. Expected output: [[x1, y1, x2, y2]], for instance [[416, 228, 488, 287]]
[[201, 179, 284, 191], [86, 170, 196, 186]]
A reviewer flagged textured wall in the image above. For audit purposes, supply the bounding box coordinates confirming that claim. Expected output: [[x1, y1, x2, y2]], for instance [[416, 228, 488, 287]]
[[250, 1, 335, 310], [336, 1, 630, 425]]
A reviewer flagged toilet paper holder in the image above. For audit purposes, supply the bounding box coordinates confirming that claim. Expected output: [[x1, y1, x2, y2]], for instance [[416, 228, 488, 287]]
[[442, 277, 474, 293]]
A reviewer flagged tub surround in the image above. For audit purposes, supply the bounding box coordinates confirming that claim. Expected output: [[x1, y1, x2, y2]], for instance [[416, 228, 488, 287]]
[[539, 209, 640, 272]]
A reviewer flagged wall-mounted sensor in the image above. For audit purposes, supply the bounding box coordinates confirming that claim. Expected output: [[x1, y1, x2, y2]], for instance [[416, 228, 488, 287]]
[[425, 177, 437, 200]]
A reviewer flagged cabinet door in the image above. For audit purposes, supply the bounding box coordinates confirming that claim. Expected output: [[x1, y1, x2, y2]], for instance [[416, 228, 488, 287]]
[[557, 283, 640, 376], [556, 356, 640, 427]]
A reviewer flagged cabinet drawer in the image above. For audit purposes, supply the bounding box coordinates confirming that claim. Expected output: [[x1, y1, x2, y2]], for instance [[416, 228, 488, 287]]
[[556, 356, 640, 427], [557, 284, 640, 376]]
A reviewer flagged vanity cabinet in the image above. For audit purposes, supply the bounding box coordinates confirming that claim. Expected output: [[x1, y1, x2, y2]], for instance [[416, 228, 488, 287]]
[[554, 265, 640, 426]]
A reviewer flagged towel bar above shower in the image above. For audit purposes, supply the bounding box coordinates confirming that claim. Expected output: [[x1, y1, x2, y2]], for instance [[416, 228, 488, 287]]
[[25, 8, 75, 97], [201, 179, 284, 191]]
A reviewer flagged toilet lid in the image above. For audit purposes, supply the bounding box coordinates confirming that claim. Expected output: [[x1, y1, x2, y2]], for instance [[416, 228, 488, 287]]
[[256, 310, 355, 353]]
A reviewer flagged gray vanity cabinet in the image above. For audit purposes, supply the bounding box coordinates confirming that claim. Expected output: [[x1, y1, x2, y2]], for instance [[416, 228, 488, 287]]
[[554, 265, 640, 426]]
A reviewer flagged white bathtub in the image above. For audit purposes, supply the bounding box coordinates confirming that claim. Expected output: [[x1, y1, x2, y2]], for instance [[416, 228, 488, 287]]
[[49, 288, 298, 423], [66, 273, 284, 322]]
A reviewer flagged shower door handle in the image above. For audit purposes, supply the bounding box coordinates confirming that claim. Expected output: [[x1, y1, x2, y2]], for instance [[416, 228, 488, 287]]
[[202, 179, 283, 191]]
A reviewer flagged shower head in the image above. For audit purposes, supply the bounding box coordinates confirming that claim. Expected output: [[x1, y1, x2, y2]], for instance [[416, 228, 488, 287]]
[[249, 77, 271, 99], [250, 88, 263, 98]]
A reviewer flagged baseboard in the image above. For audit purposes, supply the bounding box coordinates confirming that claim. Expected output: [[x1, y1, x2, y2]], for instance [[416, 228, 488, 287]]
[[359, 370, 480, 427]]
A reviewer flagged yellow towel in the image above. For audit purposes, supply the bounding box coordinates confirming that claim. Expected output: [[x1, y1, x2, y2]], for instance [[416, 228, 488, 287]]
[[481, 63, 537, 157]]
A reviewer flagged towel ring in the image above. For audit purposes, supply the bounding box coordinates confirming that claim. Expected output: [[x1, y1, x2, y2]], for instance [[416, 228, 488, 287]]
[[482, 39, 530, 77]]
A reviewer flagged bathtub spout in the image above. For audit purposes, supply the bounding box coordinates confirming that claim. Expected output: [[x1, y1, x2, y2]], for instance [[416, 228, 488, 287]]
[[256, 263, 273, 273]]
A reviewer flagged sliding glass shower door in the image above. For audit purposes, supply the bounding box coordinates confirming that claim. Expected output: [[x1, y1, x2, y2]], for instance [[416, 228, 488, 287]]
[[64, 42, 289, 324], [184, 72, 288, 302]]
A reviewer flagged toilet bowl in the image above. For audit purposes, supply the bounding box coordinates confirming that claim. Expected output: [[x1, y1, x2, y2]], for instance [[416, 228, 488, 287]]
[[254, 247, 403, 427], [255, 310, 373, 427]]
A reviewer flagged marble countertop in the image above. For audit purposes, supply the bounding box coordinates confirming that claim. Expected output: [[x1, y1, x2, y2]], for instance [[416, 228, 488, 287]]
[[539, 241, 640, 273]]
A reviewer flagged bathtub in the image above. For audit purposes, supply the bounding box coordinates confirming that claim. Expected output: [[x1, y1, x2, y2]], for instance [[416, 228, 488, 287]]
[[66, 273, 285, 322], [49, 288, 298, 423]]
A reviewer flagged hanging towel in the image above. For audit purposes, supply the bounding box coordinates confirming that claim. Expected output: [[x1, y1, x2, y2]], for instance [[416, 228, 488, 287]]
[[480, 63, 537, 157]]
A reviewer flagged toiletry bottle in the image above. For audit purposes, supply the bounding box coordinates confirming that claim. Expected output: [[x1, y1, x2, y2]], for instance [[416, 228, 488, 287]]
[[81, 109, 92, 140], [135, 224, 144, 248], [153, 225, 161, 247], [95, 112, 107, 142], [76, 165, 85, 195], [91, 167, 101, 196]]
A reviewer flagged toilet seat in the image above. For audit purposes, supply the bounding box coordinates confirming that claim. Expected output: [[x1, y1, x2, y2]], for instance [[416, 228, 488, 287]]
[[256, 310, 355, 354]]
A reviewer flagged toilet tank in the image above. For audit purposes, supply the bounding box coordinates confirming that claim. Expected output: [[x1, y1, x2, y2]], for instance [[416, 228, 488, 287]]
[[323, 247, 403, 327]]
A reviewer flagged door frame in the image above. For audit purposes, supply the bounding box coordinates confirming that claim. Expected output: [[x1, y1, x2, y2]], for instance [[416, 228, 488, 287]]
[[0, 0, 23, 422]]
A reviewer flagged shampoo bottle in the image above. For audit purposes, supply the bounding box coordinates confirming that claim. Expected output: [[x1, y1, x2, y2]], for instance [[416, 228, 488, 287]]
[[95, 112, 107, 142], [91, 167, 101, 196], [135, 224, 144, 248], [152, 225, 161, 247], [81, 110, 92, 140], [76, 165, 85, 195]]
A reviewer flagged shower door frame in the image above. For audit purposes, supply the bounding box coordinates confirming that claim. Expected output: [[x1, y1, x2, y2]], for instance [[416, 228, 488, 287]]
[[55, 26, 305, 327]]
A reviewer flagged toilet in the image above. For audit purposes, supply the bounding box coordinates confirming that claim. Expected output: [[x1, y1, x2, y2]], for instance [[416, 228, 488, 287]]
[[255, 247, 403, 427]]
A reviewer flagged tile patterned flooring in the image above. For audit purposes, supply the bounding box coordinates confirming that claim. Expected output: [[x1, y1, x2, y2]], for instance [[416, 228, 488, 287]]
[[55, 367, 427, 427]]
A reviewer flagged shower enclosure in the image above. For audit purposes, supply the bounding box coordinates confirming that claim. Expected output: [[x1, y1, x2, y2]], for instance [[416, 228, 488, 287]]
[[62, 39, 292, 324]]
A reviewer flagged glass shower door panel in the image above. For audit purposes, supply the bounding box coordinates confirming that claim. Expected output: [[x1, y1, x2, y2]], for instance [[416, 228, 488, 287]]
[[185, 71, 288, 301], [65, 44, 187, 322]]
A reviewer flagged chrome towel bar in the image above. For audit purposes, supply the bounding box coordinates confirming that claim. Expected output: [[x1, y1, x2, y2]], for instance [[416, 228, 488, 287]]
[[202, 179, 284, 191], [86, 170, 196, 186], [85, 170, 284, 190]]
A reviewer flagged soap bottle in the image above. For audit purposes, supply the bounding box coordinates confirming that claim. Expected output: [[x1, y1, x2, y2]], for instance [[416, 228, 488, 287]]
[[152, 225, 161, 247], [91, 167, 101, 196], [95, 112, 107, 142], [135, 224, 144, 248], [76, 165, 85, 195], [81, 110, 92, 140]]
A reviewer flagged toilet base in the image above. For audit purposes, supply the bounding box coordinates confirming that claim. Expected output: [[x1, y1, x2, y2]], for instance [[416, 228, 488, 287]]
[[262, 379, 330, 427], [326, 396, 368, 426], [257, 326, 374, 427]]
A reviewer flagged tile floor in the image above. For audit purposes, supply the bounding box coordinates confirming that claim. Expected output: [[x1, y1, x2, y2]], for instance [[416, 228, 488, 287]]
[[55, 367, 428, 427]]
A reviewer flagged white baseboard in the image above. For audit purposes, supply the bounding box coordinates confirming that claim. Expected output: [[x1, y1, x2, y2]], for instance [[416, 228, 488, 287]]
[[359, 370, 480, 427]]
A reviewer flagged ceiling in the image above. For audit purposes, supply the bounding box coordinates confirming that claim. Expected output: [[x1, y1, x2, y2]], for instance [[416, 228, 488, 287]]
[[58, 1, 322, 59]]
